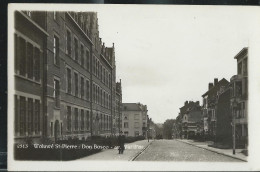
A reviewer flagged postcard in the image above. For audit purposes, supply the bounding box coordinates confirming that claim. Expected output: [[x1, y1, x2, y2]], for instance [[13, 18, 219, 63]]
[[8, 3, 260, 171]]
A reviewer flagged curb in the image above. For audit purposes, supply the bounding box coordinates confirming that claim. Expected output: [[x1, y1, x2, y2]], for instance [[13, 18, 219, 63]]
[[176, 139, 247, 162], [129, 140, 153, 161]]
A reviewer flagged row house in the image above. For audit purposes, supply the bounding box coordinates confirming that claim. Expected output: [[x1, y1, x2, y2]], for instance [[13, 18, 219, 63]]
[[14, 11, 122, 143], [202, 78, 229, 139], [121, 103, 149, 137], [230, 47, 248, 148]]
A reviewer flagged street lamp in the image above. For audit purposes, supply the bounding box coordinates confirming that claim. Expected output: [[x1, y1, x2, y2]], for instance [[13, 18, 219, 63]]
[[232, 100, 237, 155]]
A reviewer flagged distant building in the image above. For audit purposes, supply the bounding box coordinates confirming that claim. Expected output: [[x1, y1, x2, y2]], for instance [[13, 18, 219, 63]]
[[121, 103, 148, 137], [181, 101, 202, 139], [202, 78, 229, 140], [230, 47, 248, 148], [175, 101, 202, 139], [114, 80, 122, 135]]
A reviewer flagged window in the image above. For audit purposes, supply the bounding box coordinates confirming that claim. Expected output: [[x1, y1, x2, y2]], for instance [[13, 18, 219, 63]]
[[14, 95, 18, 133], [81, 109, 84, 130], [135, 131, 139, 136], [134, 114, 139, 120], [34, 48, 40, 81], [67, 106, 71, 131], [15, 35, 18, 72], [100, 88, 102, 105], [108, 74, 111, 88], [86, 80, 90, 100], [81, 77, 84, 99], [238, 62, 242, 75], [243, 58, 248, 75], [27, 43, 33, 79], [74, 73, 78, 97], [124, 122, 128, 128], [54, 79, 60, 107], [134, 122, 139, 128], [34, 100, 40, 134], [124, 131, 129, 136], [53, 35, 59, 66], [143, 114, 146, 120], [67, 68, 71, 93], [19, 97, 26, 136], [102, 67, 105, 83], [81, 44, 84, 67], [74, 38, 78, 61], [93, 57, 96, 75], [51, 122, 53, 136], [86, 50, 90, 71], [28, 98, 33, 135], [75, 108, 78, 130], [66, 30, 71, 55], [60, 123, 63, 135], [19, 38, 26, 76], [143, 122, 146, 127], [86, 111, 90, 130]]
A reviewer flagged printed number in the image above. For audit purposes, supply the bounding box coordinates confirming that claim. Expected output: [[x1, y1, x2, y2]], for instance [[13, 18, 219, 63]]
[[17, 144, 28, 149]]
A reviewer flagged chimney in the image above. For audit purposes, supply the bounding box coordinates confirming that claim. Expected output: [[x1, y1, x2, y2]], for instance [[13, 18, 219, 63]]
[[208, 83, 213, 90], [185, 101, 188, 106], [214, 78, 218, 86]]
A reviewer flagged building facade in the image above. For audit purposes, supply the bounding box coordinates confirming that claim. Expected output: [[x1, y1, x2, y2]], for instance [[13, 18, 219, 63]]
[[114, 80, 122, 135], [121, 103, 148, 137], [14, 11, 48, 142], [14, 11, 122, 142], [202, 78, 229, 140], [215, 87, 232, 146], [230, 47, 248, 148], [175, 101, 202, 139]]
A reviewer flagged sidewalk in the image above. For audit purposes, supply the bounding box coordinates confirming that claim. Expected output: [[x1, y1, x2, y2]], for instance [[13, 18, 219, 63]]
[[78, 139, 153, 161], [177, 139, 247, 162]]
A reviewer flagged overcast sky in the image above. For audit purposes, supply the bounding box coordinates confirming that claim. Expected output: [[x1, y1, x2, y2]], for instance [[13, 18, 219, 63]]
[[87, 5, 254, 123]]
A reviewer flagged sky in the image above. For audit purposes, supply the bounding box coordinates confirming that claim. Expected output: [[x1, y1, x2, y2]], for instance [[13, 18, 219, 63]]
[[90, 5, 255, 123]]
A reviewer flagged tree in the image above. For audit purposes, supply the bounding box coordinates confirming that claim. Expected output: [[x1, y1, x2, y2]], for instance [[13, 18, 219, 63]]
[[163, 119, 175, 139]]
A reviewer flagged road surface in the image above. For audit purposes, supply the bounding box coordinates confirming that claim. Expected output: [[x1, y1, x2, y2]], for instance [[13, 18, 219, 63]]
[[134, 140, 243, 162]]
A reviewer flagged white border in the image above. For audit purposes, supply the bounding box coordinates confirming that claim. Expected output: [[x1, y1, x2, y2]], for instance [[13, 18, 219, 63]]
[[8, 4, 260, 171]]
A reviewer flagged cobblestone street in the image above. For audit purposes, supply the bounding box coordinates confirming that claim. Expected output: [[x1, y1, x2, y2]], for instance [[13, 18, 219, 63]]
[[134, 140, 243, 162]]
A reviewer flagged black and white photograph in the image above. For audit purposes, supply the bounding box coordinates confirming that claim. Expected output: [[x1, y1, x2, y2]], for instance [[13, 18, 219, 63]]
[[7, 4, 260, 171]]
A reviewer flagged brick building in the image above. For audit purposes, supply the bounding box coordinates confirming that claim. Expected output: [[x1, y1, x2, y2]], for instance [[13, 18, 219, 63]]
[[14, 11, 48, 142], [14, 11, 122, 142]]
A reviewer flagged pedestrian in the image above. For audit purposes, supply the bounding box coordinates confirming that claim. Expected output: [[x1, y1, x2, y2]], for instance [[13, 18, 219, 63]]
[[118, 131, 125, 154]]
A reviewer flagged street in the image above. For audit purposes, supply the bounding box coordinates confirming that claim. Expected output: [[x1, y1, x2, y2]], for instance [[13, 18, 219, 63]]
[[134, 140, 243, 162]]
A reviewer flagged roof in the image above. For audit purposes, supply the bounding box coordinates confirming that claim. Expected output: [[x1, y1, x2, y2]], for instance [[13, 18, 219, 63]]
[[180, 101, 200, 115], [202, 78, 229, 98], [234, 47, 248, 60], [122, 103, 147, 111], [187, 111, 202, 123]]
